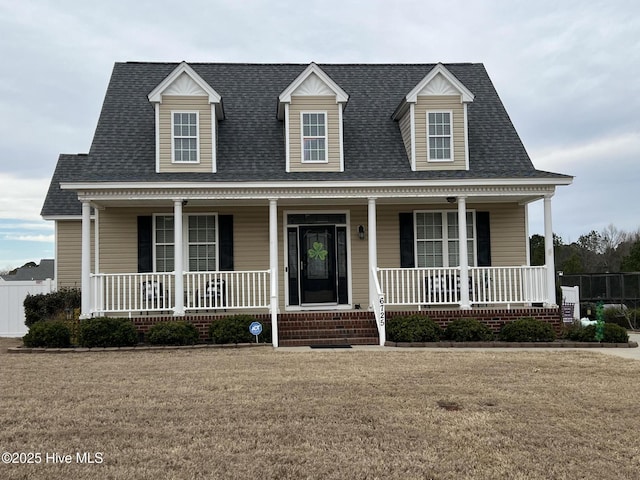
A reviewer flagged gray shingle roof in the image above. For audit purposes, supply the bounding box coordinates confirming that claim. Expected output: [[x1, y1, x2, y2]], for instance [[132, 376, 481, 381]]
[[1, 259, 54, 281], [42, 62, 571, 217]]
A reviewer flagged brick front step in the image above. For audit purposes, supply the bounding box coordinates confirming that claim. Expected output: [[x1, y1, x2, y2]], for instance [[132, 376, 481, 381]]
[[280, 328, 379, 339], [277, 312, 379, 346], [279, 337, 380, 347]]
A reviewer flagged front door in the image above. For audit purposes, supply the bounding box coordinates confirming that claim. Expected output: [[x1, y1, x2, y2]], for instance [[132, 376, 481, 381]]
[[299, 226, 337, 304]]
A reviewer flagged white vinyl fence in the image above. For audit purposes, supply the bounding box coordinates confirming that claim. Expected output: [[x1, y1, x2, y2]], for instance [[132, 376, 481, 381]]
[[0, 279, 54, 337]]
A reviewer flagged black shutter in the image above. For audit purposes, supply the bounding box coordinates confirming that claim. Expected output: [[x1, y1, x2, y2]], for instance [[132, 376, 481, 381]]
[[218, 215, 234, 271], [476, 211, 491, 267], [137, 216, 153, 273], [399, 212, 415, 268]]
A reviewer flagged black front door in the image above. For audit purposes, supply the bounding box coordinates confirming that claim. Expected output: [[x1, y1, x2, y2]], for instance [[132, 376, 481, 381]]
[[299, 226, 337, 304]]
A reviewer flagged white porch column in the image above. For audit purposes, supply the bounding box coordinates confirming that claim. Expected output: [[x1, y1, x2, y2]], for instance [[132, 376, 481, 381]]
[[457, 196, 471, 309], [543, 194, 557, 306], [269, 199, 279, 347], [368, 198, 378, 283], [80, 201, 92, 319], [368, 198, 385, 346], [173, 200, 185, 316]]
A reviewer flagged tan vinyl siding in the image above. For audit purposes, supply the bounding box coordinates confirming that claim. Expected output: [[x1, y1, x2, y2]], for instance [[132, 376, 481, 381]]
[[56, 220, 94, 289], [415, 95, 466, 171], [99, 209, 140, 273], [289, 96, 341, 172], [226, 207, 269, 272], [375, 203, 527, 268], [347, 206, 368, 307], [398, 110, 412, 163], [159, 95, 213, 172], [478, 203, 527, 266]]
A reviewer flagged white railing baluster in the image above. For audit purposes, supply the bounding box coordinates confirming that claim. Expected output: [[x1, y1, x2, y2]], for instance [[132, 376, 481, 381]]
[[377, 266, 549, 307]]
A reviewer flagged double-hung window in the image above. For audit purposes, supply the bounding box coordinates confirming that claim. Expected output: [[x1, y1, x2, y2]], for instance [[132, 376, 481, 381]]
[[415, 211, 475, 268], [301, 112, 327, 162], [155, 215, 175, 272], [154, 214, 217, 272], [172, 112, 199, 163], [187, 215, 217, 271], [427, 111, 452, 161]]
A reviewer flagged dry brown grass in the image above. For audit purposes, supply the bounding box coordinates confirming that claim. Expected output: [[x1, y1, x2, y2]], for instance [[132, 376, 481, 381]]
[[1, 348, 639, 479]]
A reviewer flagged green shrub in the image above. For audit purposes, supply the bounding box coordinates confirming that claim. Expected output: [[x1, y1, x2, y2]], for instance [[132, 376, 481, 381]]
[[209, 315, 271, 344], [603, 308, 630, 328], [602, 323, 629, 343], [147, 321, 199, 345], [386, 314, 442, 342], [444, 318, 494, 342], [563, 322, 593, 342], [24, 289, 81, 327], [564, 322, 629, 343], [499, 317, 556, 342], [78, 317, 138, 348], [23, 321, 71, 348]]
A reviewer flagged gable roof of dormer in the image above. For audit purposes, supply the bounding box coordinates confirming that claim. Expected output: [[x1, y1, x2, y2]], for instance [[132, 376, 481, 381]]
[[147, 61, 224, 120], [392, 63, 475, 120], [277, 62, 349, 119]]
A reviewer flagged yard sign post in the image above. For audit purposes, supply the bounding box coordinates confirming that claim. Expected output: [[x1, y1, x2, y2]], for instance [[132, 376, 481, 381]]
[[249, 321, 262, 343]]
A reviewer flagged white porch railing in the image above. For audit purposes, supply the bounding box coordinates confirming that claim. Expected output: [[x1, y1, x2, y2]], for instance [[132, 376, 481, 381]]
[[378, 266, 548, 306], [378, 267, 460, 305], [91, 270, 270, 315], [370, 266, 386, 346], [92, 272, 175, 314], [470, 266, 548, 305], [184, 271, 270, 310]]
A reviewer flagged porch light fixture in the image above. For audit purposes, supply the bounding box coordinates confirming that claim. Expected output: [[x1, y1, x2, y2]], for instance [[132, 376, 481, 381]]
[[358, 225, 365, 240], [446, 196, 456, 204]]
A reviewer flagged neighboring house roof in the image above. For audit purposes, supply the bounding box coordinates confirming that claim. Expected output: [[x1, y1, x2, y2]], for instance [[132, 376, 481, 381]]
[[1, 259, 54, 281], [42, 62, 572, 217]]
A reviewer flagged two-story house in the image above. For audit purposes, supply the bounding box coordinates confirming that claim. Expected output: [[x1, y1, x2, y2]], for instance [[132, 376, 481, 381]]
[[42, 61, 572, 346]]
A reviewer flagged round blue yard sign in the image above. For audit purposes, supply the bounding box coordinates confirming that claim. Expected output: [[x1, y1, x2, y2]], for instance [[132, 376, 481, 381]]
[[249, 321, 263, 336]]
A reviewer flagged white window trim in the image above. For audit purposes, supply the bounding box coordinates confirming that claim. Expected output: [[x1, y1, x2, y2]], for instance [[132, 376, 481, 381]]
[[153, 213, 219, 272], [153, 214, 176, 273], [184, 213, 219, 272], [300, 111, 328, 163], [414, 210, 477, 268], [171, 110, 200, 164], [426, 110, 454, 163]]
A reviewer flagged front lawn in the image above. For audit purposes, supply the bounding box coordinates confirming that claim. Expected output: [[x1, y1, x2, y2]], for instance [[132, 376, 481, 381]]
[[0, 348, 638, 479]]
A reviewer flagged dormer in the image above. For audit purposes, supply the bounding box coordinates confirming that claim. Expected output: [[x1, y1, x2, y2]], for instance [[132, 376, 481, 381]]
[[278, 63, 349, 172], [393, 64, 474, 171], [148, 62, 224, 173]]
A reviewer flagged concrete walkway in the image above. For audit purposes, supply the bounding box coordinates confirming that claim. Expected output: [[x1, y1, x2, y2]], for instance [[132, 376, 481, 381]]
[[277, 333, 640, 361]]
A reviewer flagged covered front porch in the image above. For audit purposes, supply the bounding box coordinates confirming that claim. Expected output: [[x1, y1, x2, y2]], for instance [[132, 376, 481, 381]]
[[67, 180, 563, 347]]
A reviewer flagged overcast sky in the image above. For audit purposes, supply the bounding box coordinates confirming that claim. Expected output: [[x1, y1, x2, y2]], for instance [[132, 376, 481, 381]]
[[0, 0, 638, 270]]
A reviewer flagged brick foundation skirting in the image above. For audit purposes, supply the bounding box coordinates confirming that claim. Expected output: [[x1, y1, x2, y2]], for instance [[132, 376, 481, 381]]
[[129, 313, 273, 343], [387, 307, 562, 334], [121, 307, 561, 343]]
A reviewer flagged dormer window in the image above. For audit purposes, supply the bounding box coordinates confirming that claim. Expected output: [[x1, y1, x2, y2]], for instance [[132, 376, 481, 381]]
[[427, 111, 452, 162], [393, 64, 474, 171], [147, 62, 223, 173], [278, 63, 348, 172], [302, 112, 327, 162], [172, 112, 199, 163]]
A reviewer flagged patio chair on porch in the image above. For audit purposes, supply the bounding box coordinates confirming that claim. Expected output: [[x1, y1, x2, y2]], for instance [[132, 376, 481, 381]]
[[141, 280, 165, 309], [203, 279, 226, 311]]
